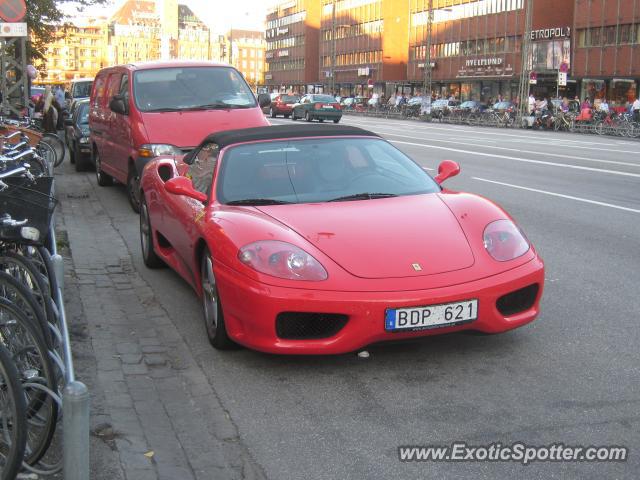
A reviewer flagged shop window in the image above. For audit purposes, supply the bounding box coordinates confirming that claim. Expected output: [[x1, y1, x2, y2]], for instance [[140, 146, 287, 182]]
[[590, 28, 602, 46]]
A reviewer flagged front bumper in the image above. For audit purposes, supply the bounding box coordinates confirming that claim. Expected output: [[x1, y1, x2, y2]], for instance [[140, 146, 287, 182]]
[[215, 258, 544, 354]]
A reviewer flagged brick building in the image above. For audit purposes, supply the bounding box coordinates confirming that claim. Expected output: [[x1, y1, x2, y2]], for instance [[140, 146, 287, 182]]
[[267, 0, 639, 106], [264, 0, 321, 93], [319, 0, 410, 98], [573, 0, 640, 105]]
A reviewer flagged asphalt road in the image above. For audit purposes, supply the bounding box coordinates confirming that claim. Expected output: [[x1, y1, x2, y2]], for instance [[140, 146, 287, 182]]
[[77, 117, 639, 479]]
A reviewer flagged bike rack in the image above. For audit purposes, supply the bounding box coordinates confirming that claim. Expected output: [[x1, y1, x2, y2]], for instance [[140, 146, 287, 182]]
[[46, 182, 90, 480]]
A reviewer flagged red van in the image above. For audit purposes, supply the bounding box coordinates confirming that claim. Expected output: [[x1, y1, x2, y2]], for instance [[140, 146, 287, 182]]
[[88, 61, 271, 212]]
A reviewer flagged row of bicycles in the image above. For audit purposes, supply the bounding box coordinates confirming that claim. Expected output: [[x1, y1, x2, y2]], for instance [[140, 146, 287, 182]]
[[0, 122, 65, 478], [345, 104, 640, 138]]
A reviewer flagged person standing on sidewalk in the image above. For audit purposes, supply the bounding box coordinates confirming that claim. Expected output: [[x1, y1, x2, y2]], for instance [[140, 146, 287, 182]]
[[528, 93, 536, 114], [633, 97, 640, 122]]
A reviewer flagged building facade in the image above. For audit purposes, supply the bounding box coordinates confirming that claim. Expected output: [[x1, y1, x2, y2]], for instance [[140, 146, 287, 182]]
[[573, 0, 640, 105], [227, 29, 266, 88], [407, 0, 575, 102], [319, 0, 410, 98], [37, 16, 108, 83], [265, 0, 321, 93]]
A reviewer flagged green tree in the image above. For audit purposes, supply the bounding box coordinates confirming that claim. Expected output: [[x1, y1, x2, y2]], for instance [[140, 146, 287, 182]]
[[25, 0, 107, 63]]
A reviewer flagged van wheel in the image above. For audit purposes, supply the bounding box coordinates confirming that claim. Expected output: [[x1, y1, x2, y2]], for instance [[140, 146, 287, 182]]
[[127, 164, 141, 214], [95, 150, 113, 186]]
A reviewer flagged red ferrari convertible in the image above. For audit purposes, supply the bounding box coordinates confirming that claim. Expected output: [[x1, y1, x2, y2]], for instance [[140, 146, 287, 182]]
[[139, 125, 544, 354]]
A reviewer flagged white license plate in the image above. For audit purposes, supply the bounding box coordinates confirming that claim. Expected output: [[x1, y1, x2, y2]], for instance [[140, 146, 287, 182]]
[[322, 104, 333, 109], [385, 299, 478, 332]]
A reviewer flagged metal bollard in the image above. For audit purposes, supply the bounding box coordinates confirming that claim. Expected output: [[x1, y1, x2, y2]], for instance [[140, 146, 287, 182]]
[[51, 253, 64, 291], [63, 381, 90, 480]]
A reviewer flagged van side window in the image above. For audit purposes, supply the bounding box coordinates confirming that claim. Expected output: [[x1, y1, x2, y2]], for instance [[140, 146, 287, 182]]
[[187, 143, 219, 196], [107, 73, 122, 101], [119, 75, 129, 101], [92, 76, 106, 108]]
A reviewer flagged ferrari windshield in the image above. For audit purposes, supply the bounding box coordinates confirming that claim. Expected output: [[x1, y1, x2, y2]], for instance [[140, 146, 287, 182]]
[[217, 138, 440, 205], [133, 66, 256, 112]]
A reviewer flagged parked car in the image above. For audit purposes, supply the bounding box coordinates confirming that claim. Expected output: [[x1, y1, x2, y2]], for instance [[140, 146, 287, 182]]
[[431, 99, 461, 112], [267, 94, 300, 118], [139, 124, 544, 353], [64, 99, 91, 170], [457, 100, 487, 113], [490, 101, 515, 112], [291, 94, 342, 123], [66, 77, 94, 111], [30, 86, 45, 103], [89, 60, 270, 213]]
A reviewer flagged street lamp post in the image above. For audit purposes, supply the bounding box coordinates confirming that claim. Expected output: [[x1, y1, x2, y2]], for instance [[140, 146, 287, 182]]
[[422, 0, 433, 99], [330, 0, 336, 95]]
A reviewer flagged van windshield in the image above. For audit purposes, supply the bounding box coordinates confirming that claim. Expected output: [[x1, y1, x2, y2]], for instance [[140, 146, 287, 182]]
[[133, 66, 257, 112]]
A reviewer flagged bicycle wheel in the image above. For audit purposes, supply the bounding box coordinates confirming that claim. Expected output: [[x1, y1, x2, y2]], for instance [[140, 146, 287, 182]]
[[0, 299, 58, 466], [15, 246, 58, 300], [0, 342, 27, 480], [39, 134, 65, 168], [35, 141, 55, 174], [0, 272, 51, 348], [0, 253, 57, 340]]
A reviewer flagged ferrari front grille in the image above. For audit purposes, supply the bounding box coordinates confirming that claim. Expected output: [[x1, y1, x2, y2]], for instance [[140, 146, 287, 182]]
[[496, 284, 539, 316], [275, 312, 348, 340]]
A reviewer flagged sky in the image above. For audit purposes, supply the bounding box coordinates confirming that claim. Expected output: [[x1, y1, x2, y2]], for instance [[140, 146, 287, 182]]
[[61, 0, 278, 33]]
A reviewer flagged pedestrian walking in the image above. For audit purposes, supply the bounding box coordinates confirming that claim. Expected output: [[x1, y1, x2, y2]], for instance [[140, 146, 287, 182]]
[[36, 86, 59, 133]]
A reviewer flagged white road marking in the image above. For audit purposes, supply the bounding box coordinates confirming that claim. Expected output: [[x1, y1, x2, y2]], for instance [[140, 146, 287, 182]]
[[343, 117, 640, 151], [388, 139, 640, 178], [473, 177, 640, 214], [422, 166, 434, 171], [375, 130, 640, 168]]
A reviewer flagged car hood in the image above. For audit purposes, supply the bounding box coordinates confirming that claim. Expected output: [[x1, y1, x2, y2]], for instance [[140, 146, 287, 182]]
[[140, 107, 269, 148], [257, 194, 475, 279]]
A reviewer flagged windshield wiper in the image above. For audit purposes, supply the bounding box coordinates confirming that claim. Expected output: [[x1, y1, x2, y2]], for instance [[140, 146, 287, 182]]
[[145, 107, 185, 112], [184, 102, 253, 110], [328, 193, 398, 202], [226, 198, 292, 206]]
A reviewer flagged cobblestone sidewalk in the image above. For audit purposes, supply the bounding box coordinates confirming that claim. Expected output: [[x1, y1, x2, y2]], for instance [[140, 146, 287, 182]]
[[57, 170, 266, 480]]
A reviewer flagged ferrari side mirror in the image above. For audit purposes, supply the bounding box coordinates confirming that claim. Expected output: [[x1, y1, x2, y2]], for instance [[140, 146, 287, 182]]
[[165, 176, 208, 203], [434, 160, 460, 185]]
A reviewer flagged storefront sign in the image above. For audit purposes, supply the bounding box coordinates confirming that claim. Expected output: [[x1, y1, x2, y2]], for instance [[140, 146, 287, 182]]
[[265, 74, 273, 80], [278, 49, 289, 57], [358, 67, 370, 76], [457, 57, 513, 78], [529, 27, 571, 41], [276, 27, 289, 35]]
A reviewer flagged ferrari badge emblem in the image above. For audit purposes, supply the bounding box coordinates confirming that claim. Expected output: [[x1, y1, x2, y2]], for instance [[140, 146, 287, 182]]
[[412, 263, 422, 271]]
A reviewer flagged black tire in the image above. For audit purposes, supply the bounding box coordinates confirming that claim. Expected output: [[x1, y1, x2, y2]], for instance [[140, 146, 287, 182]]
[[0, 272, 52, 349], [69, 140, 76, 164], [127, 164, 141, 213], [270, 108, 277, 118], [200, 248, 238, 350], [291, 110, 298, 121], [94, 149, 113, 186], [74, 142, 86, 172], [305, 111, 312, 122], [140, 197, 164, 268], [333, 118, 340, 123], [0, 298, 58, 465], [319, 118, 324, 123], [0, 252, 56, 346], [284, 114, 290, 118], [0, 343, 27, 480]]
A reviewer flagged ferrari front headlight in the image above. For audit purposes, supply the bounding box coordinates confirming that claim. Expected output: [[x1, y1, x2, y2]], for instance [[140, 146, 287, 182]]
[[483, 220, 530, 262]]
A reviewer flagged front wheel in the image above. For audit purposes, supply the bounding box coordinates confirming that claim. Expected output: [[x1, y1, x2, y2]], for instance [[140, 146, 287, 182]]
[[333, 118, 340, 123], [95, 149, 113, 186], [140, 197, 164, 268], [127, 164, 141, 213], [201, 249, 238, 350], [305, 111, 312, 122]]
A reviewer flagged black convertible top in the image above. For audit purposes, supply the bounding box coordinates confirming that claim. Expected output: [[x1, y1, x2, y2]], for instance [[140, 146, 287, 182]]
[[201, 125, 380, 150]]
